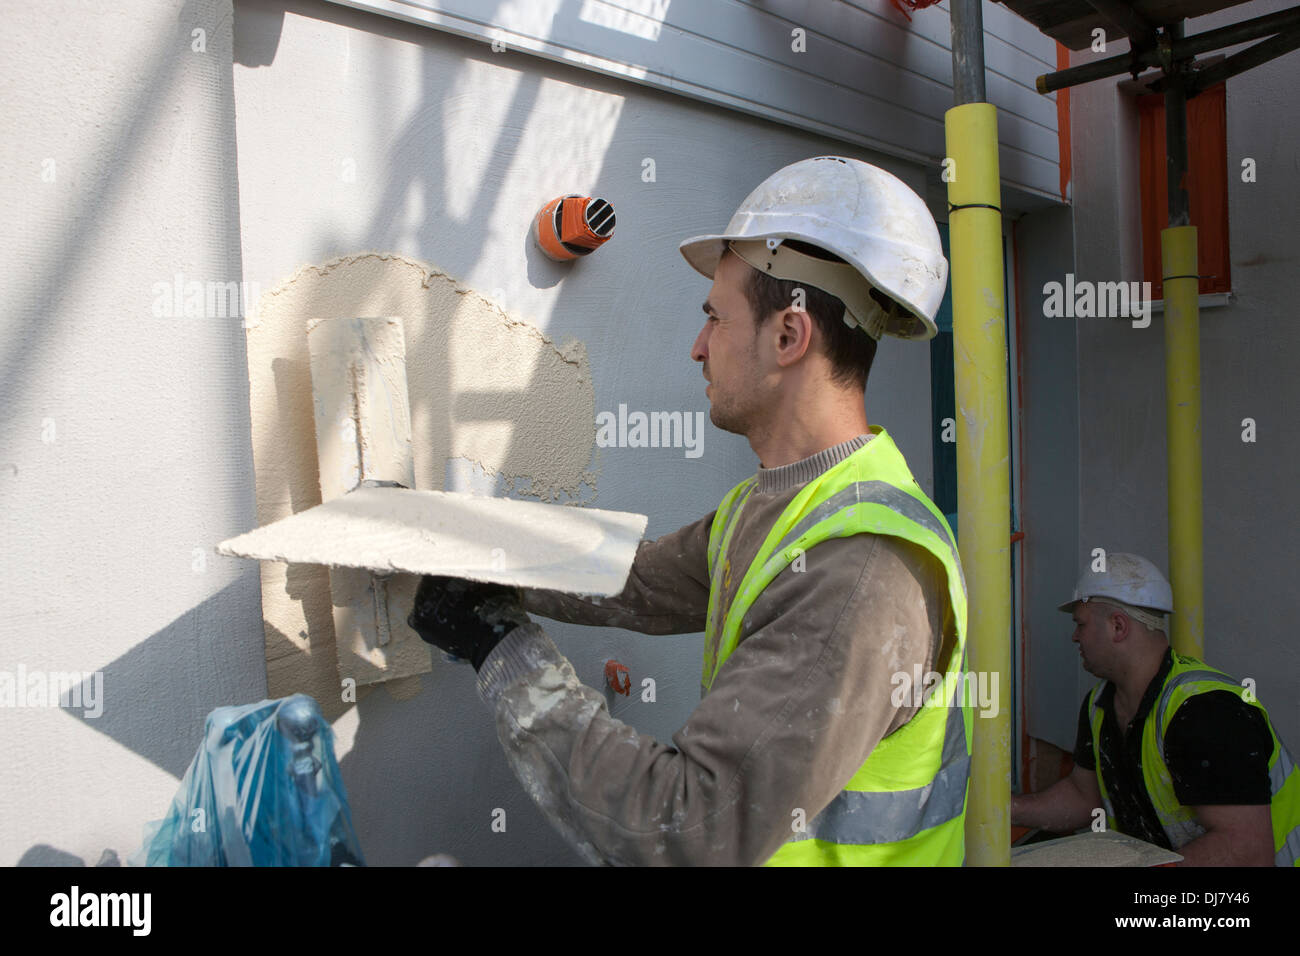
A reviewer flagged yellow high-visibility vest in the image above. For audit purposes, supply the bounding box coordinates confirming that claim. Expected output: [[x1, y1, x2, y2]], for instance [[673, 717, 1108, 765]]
[[1088, 650, 1300, 866], [704, 427, 971, 865]]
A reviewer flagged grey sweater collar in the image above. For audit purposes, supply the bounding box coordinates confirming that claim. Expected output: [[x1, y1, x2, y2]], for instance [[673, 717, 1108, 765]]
[[755, 433, 873, 495]]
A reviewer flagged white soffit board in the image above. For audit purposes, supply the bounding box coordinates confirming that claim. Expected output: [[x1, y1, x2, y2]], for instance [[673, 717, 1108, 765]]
[[320, 0, 1063, 203], [217, 487, 648, 596]]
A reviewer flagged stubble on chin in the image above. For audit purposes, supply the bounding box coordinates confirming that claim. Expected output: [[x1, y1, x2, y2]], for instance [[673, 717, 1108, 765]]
[[709, 409, 735, 435], [708, 399, 747, 437]]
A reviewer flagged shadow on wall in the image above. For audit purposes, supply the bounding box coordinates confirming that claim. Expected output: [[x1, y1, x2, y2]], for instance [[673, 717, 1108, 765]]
[[0, 0, 226, 452], [0, 0, 267, 869], [57, 578, 268, 778], [17, 846, 121, 867]]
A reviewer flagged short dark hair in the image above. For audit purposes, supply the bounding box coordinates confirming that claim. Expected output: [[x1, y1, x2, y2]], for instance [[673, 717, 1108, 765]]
[[738, 240, 878, 391]]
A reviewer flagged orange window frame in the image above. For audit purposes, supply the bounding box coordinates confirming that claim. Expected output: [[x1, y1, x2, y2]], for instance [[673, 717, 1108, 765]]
[[1137, 82, 1231, 299]]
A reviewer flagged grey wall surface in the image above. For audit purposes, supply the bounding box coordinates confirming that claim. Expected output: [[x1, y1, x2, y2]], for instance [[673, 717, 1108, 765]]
[[1070, 2, 1300, 748], [1015, 204, 1081, 752], [231, 0, 939, 864], [0, 0, 268, 865]]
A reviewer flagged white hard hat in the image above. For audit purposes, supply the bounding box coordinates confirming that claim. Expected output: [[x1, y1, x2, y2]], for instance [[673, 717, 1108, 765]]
[[1058, 552, 1174, 616], [678, 156, 948, 340]]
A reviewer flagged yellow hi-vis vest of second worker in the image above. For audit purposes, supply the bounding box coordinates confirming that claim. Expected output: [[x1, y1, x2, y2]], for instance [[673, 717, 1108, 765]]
[[1087, 650, 1300, 866], [703, 426, 971, 866]]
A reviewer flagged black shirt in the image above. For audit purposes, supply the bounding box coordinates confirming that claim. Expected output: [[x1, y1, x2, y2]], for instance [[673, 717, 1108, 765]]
[[1072, 648, 1273, 849]]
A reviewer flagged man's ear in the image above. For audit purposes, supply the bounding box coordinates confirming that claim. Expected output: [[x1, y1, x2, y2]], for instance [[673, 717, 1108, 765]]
[[773, 306, 814, 366]]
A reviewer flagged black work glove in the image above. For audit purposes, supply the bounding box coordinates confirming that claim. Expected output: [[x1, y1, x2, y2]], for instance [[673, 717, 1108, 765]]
[[407, 575, 529, 671]]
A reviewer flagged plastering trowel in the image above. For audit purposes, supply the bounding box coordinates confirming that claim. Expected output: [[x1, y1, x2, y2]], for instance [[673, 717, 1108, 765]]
[[216, 480, 646, 597]]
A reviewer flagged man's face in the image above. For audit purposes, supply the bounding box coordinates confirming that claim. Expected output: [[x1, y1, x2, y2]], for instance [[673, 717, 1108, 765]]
[[1071, 601, 1117, 678], [690, 252, 770, 436]]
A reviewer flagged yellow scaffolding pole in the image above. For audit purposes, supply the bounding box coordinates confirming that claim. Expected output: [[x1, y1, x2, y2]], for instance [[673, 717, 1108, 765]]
[[946, 102, 1012, 866], [1162, 225, 1205, 657]]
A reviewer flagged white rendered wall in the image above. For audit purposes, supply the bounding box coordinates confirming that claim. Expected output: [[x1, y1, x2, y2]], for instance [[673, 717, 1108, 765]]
[[0, 0, 267, 865]]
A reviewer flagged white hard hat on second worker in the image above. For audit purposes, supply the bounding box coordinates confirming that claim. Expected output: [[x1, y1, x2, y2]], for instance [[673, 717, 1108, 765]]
[[1058, 552, 1175, 615], [677, 156, 948, 341]]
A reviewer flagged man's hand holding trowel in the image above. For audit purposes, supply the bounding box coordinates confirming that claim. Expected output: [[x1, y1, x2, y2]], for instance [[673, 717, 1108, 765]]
[[407, 576, 530, 671]]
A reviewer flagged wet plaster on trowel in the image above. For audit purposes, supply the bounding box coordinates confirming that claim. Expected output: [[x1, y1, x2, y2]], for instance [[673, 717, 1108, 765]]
[[244, 253, 598, 716]]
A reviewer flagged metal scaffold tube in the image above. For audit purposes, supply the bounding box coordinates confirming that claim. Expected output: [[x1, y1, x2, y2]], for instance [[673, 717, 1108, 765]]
[[945, 73, 1012, 864], [1162, 48, 1206, 658], [1162, 224, 1205, 658], [947, 0, 1012, 869]]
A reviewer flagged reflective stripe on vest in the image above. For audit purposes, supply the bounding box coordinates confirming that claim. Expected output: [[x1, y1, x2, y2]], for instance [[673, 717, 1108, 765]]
[[1090, 654, 1300, 866], [702, 427, 970, 866], [788, 698, 970, 846]]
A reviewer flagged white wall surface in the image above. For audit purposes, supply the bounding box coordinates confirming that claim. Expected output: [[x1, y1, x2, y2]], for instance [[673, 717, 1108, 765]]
[[0, 0, 268, 865]]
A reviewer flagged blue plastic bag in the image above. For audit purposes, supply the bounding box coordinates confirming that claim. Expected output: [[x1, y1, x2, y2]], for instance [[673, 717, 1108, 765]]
[[132, 694, 364, 866]]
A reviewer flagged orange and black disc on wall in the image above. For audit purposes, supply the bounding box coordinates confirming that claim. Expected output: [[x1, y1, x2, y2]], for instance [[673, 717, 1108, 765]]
[[534, 194, 616, 261]]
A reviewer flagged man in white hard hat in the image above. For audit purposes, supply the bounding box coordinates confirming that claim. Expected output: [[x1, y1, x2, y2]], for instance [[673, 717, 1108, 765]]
[[410, 156, 969, 865], [1011, 552, 1299, 866]]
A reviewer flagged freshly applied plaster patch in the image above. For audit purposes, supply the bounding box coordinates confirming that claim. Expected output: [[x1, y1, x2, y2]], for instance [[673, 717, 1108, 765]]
[[243, 252, 600, 713]]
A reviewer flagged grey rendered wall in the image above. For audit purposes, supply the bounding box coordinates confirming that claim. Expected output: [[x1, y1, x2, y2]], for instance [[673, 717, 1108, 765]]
[[1070, 2, 1300, 748], [1015, 204, 1081, 752], [0, 1, 268, 865], [230, 0, 938, 864]]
